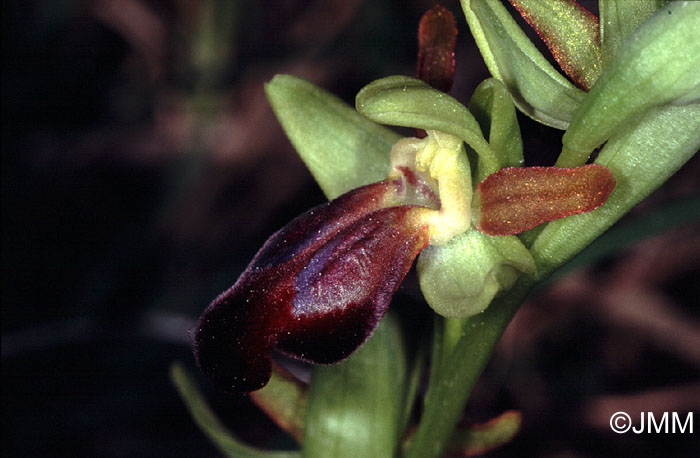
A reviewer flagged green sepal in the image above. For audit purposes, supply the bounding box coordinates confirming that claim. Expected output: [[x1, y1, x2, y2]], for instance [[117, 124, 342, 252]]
[[460, 0, 586, 129], [356, 75, 499, 181], [468, 78, 524, 169], [559, 1, 700, 167], [417, 228, 535, 318], [599, 0, 670, 66], [507, 0, 602, 90], [302, 314, 408, 458], [265, 74, 399, 199], [535, 103, 700, 276], [169, 362, 300, 458]]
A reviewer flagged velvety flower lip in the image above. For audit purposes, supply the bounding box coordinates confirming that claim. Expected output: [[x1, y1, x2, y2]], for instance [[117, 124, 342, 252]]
[[194, 179, 432, 392]]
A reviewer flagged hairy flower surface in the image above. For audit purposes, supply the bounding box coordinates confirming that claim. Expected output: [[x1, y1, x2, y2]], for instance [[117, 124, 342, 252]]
[[195, 126, 615, 392], [474, 164, 616, 235], [195, 174, 434, 392]]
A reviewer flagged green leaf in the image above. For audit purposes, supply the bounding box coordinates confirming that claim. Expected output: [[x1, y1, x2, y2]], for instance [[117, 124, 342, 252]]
[[559, 1, 700, 166], [468, 78, 524, 168], [169, 362, 299, 458], [417, 228, 534, 317], [250, 364, 307, 443], [507, 0, 602, 90], [265, 74, 400, 199], [599, 0, 670, 66], [535, 103, 700, 276], [460, 0, 586, 129], [356, 75, 499, 181], [444, 410, 522, 456], [302, 314, 407, 458]]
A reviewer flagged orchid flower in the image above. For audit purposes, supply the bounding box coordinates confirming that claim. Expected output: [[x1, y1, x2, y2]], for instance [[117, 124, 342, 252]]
[[193, 5, 621, 394], [194, 117, 614, 391], [176, 2, 700, 458], [195, 6, 617, 390]]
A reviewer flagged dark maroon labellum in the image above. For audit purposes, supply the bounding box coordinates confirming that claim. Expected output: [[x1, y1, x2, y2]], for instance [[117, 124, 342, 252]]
[[194, 180, 430, 392]]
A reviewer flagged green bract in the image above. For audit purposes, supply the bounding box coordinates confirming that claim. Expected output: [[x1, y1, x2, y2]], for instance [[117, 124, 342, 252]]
[[535, 103, 700, 274], [559, 1, 700, 166], [461, 0, 586, 129], [599, 0, 671, 66]]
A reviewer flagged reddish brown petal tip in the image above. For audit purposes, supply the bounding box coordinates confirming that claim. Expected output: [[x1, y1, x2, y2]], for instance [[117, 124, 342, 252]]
[[417, 4, 457, 94], [475, 164, 616, 236]]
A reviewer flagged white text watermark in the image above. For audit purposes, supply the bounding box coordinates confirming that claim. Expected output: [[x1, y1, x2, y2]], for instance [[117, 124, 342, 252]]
[[609, 411, 695, 434]]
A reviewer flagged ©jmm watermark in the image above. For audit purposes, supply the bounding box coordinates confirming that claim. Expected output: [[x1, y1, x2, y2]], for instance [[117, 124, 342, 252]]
[[609, 411, 695, 434]]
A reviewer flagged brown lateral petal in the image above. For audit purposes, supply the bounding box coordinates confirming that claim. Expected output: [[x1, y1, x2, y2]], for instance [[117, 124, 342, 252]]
[[417, 4, 458, 94], [194, 180, 430, 392], [475, 164, 615, 236]]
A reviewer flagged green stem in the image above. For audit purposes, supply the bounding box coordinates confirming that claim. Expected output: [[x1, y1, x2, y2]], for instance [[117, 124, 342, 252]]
[[442, 317, 467, 360], [405, 278, 534, 458], [421, 316, 467, 419]]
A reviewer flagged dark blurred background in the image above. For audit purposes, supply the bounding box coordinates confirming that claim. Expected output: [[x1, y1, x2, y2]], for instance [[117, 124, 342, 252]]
[[2, 1, 698, 457]]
